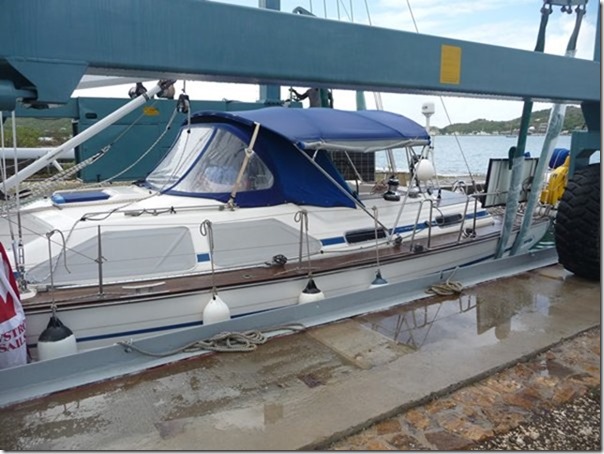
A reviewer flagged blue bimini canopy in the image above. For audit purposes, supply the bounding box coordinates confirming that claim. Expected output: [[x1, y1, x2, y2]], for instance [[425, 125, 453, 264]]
[[145, 107, 430, 209], [196, 107, 430, 152]]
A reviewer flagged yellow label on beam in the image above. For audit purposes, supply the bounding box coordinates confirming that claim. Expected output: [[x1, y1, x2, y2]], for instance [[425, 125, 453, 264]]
[[143, 106, 160, 116], [440, 45, 461, 85]]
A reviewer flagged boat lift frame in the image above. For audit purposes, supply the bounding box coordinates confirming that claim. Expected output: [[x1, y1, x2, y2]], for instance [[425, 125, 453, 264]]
[[0, 0, 599, 110]]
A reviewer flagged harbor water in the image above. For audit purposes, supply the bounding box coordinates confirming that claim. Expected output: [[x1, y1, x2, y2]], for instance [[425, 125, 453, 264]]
[[376, 134, 575, 177]]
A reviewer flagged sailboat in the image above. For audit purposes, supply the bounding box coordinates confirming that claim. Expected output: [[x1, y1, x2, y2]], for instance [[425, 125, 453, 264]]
[[0, 104, 552, 358]]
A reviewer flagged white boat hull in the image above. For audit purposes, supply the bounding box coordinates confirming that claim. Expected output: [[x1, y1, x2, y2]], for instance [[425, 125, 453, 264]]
[[24, 220, 550, 354]]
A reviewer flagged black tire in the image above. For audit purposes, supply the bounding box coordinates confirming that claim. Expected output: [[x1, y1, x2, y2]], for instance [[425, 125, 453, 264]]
[[554, 163, 600, 280]]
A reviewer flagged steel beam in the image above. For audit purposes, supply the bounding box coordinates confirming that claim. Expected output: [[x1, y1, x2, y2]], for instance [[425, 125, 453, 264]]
[[0, 0, 599, 109]]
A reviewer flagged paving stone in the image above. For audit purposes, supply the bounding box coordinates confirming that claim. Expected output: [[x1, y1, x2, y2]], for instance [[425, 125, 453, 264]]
[[334, 432, 373, 449], [551, 381, 583, 405], [580, 363, 601, 377], [374, 418, 401, 435], [588, 342, 600, 356], [512, 361, 545, 379], [483, 406, 530, 435], [386, 432, 427, 450], [570, 371, 600, 388], [401, 408, 432, 431], [364, 439, 395, 450], [423, 396, 458, 415], [424, 429, 475, 450], [434, 411, 494, 442], [501, 389, 544, 410], [452, 384, 501, 408], [545, 359, 579, 378], [459, 423, 495, 442], [482, 376, 523, 395], [522, 382, 553, 401], [532, 374, 560, 390]]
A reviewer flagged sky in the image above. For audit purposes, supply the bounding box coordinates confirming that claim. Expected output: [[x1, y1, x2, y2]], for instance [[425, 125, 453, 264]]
[[72, 0, 600, 128]]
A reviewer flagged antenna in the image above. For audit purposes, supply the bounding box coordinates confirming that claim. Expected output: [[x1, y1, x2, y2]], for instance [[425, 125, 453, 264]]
[[421, 102, 435, 133]]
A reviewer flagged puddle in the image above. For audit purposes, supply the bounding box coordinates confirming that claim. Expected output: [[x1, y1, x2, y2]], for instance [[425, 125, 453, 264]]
[[356, 272, 561, 351]]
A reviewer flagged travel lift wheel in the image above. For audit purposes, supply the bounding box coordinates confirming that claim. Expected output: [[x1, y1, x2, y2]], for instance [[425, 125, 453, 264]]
[[554, 163, 600, 281]]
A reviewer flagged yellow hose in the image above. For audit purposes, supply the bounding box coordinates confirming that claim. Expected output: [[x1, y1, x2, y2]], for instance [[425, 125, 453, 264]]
[[540, 155, 570, 206]]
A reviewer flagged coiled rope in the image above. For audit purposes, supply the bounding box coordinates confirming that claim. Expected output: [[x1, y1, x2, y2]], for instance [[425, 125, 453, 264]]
[[426, 268, 463, 296], [117, 324, 306, 357]]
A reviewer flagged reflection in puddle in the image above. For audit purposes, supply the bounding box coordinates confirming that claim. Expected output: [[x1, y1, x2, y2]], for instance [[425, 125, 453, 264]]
[[356, 279, 557, 351]]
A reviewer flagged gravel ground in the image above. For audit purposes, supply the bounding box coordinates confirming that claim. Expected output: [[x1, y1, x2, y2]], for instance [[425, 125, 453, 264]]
[[473, 387, 601, 450]]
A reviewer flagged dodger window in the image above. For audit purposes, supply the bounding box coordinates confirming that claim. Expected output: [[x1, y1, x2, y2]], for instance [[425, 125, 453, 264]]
[[161, 126, 274, 194]]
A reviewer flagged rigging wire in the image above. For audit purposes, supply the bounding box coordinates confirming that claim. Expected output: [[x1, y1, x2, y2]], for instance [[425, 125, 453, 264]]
[[363, 0, 372, 25], [338, 0, 351, 21], [403, 0, 477, 188], [4, 100, 159, 212], [361, 0, 396, 173], [0, 113, 19, 269], [11, 112, 20, 213], [99, 106, 180, 185], [86, 100, 158, 185], [10, 111, 27, 289]]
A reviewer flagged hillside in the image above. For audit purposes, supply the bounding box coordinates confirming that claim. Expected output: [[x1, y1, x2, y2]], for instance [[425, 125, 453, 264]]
[[439, 106, 585, 135], [2, 117, 72, 147]]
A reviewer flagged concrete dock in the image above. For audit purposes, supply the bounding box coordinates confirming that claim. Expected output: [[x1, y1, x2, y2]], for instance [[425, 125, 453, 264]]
[[0, 263, 600, 450]]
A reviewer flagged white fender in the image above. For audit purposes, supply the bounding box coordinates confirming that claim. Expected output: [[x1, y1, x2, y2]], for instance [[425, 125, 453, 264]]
[[415, 159, 436, 181], [298, 278, 325, 304], [37, 315, 78, 361], [203, 294, 231, 325]]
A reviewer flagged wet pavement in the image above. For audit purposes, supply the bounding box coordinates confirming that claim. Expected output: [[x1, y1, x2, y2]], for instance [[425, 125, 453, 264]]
[[0, 263, 599, 450]]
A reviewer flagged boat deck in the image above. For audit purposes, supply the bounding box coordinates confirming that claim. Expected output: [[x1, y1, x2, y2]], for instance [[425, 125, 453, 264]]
[[23, 215, 512, 311]]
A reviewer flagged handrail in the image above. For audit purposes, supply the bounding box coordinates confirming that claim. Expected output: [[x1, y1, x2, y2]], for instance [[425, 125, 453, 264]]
[[408, 198, 434, 251], [457, 196, 479, 243]]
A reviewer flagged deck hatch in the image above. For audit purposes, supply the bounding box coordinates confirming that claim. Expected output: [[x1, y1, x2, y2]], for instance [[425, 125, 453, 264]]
[[51, 190, 110, 204]]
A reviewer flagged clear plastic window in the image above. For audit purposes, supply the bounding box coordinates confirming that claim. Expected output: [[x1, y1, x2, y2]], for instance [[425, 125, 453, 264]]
[[147, 126, 214, 189], [171, 127, 274, 194]]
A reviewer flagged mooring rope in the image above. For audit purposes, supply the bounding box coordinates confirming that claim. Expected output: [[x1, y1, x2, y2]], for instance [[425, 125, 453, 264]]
[[117, 324, 306, 357], [426, 268, 463, 296]]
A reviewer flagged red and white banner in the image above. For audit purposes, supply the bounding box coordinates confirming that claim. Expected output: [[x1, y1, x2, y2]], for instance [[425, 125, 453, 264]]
[[0, 242, 27, 368]]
